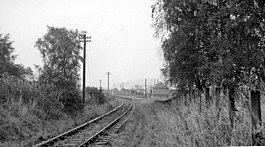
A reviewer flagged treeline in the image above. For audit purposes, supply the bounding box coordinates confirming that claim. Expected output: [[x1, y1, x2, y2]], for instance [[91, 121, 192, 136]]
[[0, 26, 89, 142], [152, 0, 265, 145], [1, 26, 84, 115]]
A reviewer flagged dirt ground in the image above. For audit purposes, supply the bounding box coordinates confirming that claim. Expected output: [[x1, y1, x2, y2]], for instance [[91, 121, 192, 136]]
[[109, 98, 174, 147]]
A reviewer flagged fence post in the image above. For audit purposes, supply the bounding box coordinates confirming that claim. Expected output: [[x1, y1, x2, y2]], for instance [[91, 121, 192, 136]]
[[249, 89, 252, 145], [205, 87, 210, 103], [215, 86, 221, 121], [250, 90, 262, 145], [228, 87, 236, 129]]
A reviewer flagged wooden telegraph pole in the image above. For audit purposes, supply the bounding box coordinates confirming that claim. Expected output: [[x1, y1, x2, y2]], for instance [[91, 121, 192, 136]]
[[79, 31, 91, 104], [106, 72, 111, 94]]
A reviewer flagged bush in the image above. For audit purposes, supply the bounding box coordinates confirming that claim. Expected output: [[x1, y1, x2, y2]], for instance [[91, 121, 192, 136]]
[[86, 87, 106, 104], [60, 89, 83, 115]]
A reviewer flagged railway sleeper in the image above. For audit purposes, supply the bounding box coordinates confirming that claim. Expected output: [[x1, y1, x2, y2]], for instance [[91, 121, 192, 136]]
[[78, 101, 133, 147]]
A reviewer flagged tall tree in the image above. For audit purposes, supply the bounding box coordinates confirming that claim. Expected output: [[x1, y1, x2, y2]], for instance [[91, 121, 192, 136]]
[[35, 26, 83, 113], [0, 33, 15, 65], [152, 0, 219, 96], [152, 0, 265, 96], [0, 33, 32, 77], [152, 0, 265, 144]]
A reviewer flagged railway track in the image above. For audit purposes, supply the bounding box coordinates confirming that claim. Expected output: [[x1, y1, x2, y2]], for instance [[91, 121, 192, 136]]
[[33, 98, 133, 147]]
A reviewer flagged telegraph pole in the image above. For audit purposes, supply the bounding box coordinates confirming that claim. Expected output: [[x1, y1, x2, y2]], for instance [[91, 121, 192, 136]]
[[106, 72, 111, 94], [79, 31, 91, 104]]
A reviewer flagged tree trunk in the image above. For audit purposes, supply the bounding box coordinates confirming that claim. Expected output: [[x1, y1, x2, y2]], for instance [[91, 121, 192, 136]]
[[250, 90, 262, 145], [189, 90, 192, 104], [205, 87, 210, 104], [228, 87, 236, 129], [215, 87, 221, 121], [184, 92, 187, 106], [42, 120, 45, 136], [197, 89, 202, 112], [191, 89, 195, 103]]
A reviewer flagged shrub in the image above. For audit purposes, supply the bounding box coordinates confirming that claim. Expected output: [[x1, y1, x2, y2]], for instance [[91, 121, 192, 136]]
[[60, 89, 83, 115]]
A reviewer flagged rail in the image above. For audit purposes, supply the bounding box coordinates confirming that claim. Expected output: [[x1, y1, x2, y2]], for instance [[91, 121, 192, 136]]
[[33, 100, 123, 147], [78, 100, 133, 147]]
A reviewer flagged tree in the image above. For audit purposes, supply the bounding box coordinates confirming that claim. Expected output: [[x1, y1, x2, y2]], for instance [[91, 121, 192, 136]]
[[152, 0, 220, 102], [152, 0, 265, 94], [35, 26, 83, 113], [0, 33, 30, 78], [152, 0, 265, 144], [0, 33, 15, 67]]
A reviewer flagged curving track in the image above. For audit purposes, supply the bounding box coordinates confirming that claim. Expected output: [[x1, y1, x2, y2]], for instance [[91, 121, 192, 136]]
[[33, 98, 133, 147], [79, 98, 133, 147]]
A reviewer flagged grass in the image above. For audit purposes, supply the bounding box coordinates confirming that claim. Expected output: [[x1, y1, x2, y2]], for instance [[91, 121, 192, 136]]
[[0, 74, 119, 146], [109, 92, 264, 146], [0, 97, 118, 147], [148, 92, 254, 146]]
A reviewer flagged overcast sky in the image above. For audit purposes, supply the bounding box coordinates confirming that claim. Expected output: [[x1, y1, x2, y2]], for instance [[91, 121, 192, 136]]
[[0, 0, 163, 89]]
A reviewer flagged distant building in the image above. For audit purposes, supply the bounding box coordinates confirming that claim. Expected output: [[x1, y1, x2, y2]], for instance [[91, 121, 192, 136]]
[[130, 89, 137, 95], [151, 82, 169, 98], [111, 88, 119, 95]]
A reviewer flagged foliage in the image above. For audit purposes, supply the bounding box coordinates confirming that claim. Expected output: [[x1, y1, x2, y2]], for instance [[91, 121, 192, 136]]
[[0, 73, 115, 146], [60, 89, 83, 115], [0, 33, 16, 67], [35, 26, 83, 114], [153, 94, 252, 146], [35, 26, 82, 87], [152, 0, 265, 90], [0, 33, 32, 78], [152, 1, 265, 144], [86, 87, 105, 104]]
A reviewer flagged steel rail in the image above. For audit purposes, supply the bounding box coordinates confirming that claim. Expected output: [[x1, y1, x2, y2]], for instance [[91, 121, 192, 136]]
[[78, 100, 133, 147], [33, 100, 123, 147]]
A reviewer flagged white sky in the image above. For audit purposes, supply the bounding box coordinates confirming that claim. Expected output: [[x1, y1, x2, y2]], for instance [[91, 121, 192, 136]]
[[0, 0, 163, 89]]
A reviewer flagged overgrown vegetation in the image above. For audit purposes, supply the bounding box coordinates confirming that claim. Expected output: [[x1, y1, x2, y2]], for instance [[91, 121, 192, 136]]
[[0, 27, 112, 146], [35, 26, 84, 114], [151, 92, 254, 146], [0, 75, 115, 146], [86, 86, 106, 104], [0, 33, 33, 78], [152, 0, 265, 145]]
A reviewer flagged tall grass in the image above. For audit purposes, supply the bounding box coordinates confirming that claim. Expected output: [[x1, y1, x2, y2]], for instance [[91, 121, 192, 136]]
[[0, 74, 116, 146], [0, 74, 63, 145], [152, 91, 253, 146], [1, 74, 41, 115]]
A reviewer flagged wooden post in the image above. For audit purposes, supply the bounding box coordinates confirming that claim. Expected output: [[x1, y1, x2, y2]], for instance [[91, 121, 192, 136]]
[[198, 89, 202, 112], [226, 87, 234, 145], [215, 87, 221, 121], [250, 90, 262, 145], [228, 87, 236, 129], [249, 90, 253, 145], [192, 89, 195, 103], [205, 87, 210, 103]]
